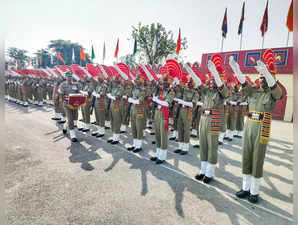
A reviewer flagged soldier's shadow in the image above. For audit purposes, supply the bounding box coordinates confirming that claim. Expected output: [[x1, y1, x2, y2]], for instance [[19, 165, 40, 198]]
[[66, 135, 102, 171]]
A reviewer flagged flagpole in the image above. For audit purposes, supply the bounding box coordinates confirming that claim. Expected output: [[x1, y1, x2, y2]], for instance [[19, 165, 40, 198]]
[[286, 30, 290, 47], [220, 36, 224, 52], [261, 35, 265, 49], [240, 32, 243, 50]]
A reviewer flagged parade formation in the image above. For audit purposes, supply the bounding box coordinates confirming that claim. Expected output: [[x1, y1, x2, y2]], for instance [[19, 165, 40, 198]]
[[4, 48, 282, 204]]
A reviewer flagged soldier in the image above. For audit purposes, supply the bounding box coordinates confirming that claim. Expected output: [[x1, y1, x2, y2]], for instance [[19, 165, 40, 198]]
[[120, 79, 131, 133], [107, 76, 124, 145], [58, 71, 82, 142], [174, 75, 199, 155], [127, 74, 147, 153], [234, 86, 248, 138], [52, 77, 66, 122], [229, 51, 283, 204], [150, 75, 175, 164], [91, 75, 108, 138], [192, 88, 204, 148], [80, 77, 94, 132], [194, 59, 228, 184]]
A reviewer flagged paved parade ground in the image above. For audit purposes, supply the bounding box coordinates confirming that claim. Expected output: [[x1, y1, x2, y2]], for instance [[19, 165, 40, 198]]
[[5, 102, 293, 225]]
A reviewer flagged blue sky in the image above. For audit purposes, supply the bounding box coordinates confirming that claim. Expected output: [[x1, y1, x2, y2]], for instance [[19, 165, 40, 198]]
[[1, 0, 293, 65]]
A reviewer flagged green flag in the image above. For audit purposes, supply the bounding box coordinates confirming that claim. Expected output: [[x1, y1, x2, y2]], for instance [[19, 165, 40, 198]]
[[133, 38, 137, 55], [91, 45, 95, 60]]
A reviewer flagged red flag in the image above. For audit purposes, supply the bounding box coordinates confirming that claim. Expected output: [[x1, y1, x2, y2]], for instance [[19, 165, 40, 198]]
[[80, 47, 86, 61], [17, 60, 21, 69], [286, 0, 293, 31], [114, 39, 119, 58], [260, 1, 268, 37], [176, 28, 181, 55], [57, 52, 65, 64]]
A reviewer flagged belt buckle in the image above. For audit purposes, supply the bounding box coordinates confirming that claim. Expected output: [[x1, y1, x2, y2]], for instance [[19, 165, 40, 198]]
[[251, 113, 259, 120], [205, 110, 210, 115]]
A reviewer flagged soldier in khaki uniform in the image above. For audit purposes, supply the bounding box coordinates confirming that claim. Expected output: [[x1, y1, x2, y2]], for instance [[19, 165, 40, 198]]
[[52, 77, 66, 122], [91, 76, 108, 137], [79, 77, 94, 132], [225, 85, 239, 141], [194, 60, 228, 184], [120, 80, 131, 133], [174, 76, 199, 155], [107, 76, 124, 145], [192, 89, 204, 148], [230, 52, 282, 203], [150, 75, 175, 164], [127, 75, 147, 153], [58, 71, 82, 142]]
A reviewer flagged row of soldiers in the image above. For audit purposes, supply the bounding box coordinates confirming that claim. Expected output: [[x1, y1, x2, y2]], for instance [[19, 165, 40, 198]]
[[5, 53, 282, 204], [5, 75, 56, 106]]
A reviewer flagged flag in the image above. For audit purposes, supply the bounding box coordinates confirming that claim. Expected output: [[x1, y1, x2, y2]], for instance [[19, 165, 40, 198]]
[[72, 48, 75, 64], [17, 59, 21, 69], [260, 1, 268, 37], [91, 45, 95, 60], [222, 8, 228, 38], [286, 0, 293, 31], [133, 38, 137, 55], [152, 32, 157, 56], [80, 47, 86, 61], [57, 52, 65, 64], [114, 39, 119, 58], [176, 28, 181, 55], [238, 2, 245, 35], [103, 42, 106, 62]]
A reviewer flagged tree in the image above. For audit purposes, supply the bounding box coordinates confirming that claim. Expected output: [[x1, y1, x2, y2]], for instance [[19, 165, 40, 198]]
[[34, 48, 52, 68], [120, 54, 138, 67], [131, 23, 188, 65], [7, 47, 29, 69]]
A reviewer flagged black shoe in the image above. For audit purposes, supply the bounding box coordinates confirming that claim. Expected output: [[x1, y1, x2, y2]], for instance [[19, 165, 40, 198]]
[[193, 144, 200, 148], [71, 138, 77, 142], [91, 121, 96, 124], [175, 139, 179, 142], [133, 148, 142, 153], [195, 174, 205, 181], [152, 141, 156, 144], [77, 128, 83, 131], [51, 117, 60, 121], [111, 141, 119, 145], [169, 137, 176, 141], [219, 141, 223, 145], [190, 134, 197, 138], [120, 131, 126, 134], [74, 125, 77, 128], [107, 139, 113, 143], [58, 120, 66, 124], [105, 126, 110, 130], [82, 129, 90, 132], [235, 190, 250, 199], [62, 129, 67, 134], [203, 176, 213, 184], [228, 138, 233, 142], [223, 137, 229, 140], [180, 151, 188, 155], [127, 146, 135, 151], [248, 194, 259, 204], [147, 126, 153, 129], [150, 157, 157, 161], [156, 159, 165, 164], [150, 132, 155, 135], [91, 132, 98, 136], [174, 149, 182, 154], [96, 134, 104, 138]]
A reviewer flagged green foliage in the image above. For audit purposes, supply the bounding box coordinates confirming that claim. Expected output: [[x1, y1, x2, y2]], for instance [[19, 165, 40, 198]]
[[132, 23, 188, 65], [7, 47, 29, 69]]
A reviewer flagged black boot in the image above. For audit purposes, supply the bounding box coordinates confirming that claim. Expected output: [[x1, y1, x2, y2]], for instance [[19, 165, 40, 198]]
[[235, 190, 250, 199], [203, 176, 213, 184], [156, 159, 165, 164], [174, 149, 182, 154], [248, 194, 259, 204], [195, 174, 205, 181], [133, 148, 142, 153], [127, 146, 135, 151], [150, 156, 157, 161]]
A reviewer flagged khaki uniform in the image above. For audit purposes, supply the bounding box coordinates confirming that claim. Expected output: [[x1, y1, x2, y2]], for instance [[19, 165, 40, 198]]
[[242, 83, 282, 178], [198, 85, 228, 178], [80, 82, 94, 130]]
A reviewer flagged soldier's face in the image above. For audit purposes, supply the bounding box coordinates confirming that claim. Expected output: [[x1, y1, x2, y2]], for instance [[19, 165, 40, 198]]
[[260, 76, 268, 89], [208, 78, 216, 89]]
